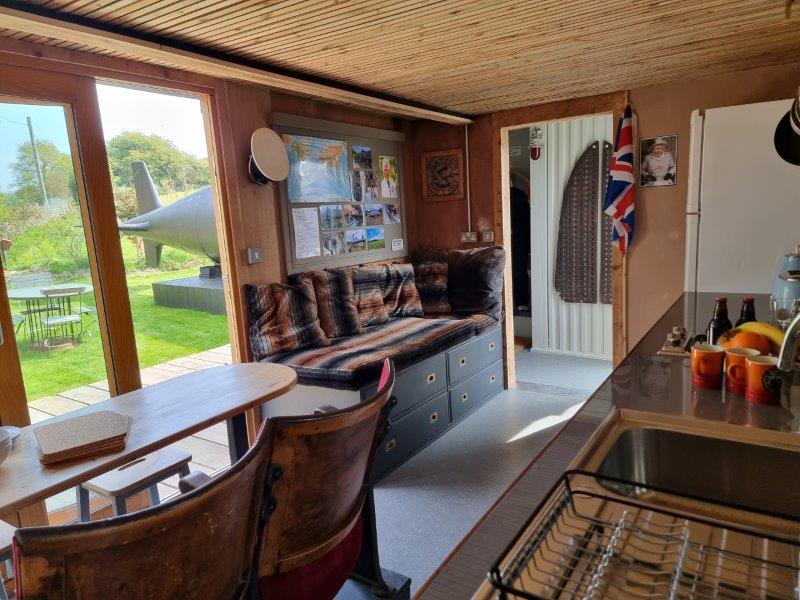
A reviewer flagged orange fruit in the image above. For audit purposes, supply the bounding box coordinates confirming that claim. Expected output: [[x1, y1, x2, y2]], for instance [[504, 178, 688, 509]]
[[728, 331, 771, 355]]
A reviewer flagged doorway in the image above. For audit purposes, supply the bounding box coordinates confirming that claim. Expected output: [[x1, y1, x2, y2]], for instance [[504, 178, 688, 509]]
[[506, 114, 613, 393]]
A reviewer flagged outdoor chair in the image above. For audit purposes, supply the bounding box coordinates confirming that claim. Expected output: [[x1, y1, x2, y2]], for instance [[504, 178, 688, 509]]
[[181, 359, 396, 600], [12, 420, 273, 599], [40, 286, 85, 347]]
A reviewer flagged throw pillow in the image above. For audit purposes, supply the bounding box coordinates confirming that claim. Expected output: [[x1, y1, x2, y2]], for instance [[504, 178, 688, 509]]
[[245, 280, 329, 361], [351, 266, 389, 328], [414, 260, 451, 314], [290, 268, 361, 338], [448, 246, 506, 320], [383, 263, 424, 318]]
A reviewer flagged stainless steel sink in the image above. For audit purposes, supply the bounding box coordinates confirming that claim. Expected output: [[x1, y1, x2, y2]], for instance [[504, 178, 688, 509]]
[[595, 427, 800, 519]]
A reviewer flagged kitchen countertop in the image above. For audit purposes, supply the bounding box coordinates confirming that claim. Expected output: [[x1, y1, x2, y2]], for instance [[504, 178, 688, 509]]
[[416, 291, 799, 600]]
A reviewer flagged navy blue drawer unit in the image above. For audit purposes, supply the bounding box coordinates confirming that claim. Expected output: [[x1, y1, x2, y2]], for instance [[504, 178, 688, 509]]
[[372, 391, 449, 477], [368, 327, 504, 481], [449, 360, 503, 422], [446, 327, 502, 385], [361, 353, 447, 418]]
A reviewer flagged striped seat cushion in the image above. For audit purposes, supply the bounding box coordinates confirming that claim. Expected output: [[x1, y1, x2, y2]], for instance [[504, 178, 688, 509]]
[[423, 312, 499, 335], [414, 260, 451, 314], [264, 317, 477, 389], [352, 266, 389, 328]]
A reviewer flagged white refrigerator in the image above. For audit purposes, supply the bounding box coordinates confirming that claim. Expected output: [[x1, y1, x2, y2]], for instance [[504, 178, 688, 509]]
[[684, 99, 800, 296]]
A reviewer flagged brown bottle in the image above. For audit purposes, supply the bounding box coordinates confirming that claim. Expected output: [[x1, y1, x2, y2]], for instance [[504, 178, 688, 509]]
[[707, 297, 732, 344], [735, 297, 757, 326]]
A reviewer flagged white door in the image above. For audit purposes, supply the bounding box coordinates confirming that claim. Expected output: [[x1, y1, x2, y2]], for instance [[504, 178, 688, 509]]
[[529, 114, 613, 359]]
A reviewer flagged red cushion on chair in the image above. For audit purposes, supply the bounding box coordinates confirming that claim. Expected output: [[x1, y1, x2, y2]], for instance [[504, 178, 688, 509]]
[[259, 515, 363, 600], [377, 358, 391, 393]]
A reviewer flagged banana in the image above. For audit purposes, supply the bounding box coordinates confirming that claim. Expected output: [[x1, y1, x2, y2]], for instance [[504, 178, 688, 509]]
[[737, 321, 785, 346]]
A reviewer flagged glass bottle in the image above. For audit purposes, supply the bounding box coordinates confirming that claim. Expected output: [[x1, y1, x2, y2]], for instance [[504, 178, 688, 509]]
[[735, 297, 757, 326], [707, 297, 732, 344]]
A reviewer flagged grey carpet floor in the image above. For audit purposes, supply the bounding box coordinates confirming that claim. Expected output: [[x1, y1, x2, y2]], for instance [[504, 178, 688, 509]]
[[373, 387, 586, 596], [515, 349, 612, 395]]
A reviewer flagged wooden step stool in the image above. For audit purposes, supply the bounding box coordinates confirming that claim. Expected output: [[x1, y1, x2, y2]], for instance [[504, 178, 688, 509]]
[[0, 519, 15, 600], [76, 447, 192, 521]]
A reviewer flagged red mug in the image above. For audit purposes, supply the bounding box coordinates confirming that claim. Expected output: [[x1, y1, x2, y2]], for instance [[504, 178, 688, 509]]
[[691, 344, 724, 389]]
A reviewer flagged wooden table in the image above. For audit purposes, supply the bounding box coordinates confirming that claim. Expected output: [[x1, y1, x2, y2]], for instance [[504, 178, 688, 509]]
[[0, 363, 297, 516]]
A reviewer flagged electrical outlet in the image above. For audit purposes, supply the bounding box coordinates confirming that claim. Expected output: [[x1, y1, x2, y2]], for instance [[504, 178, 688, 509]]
[[481, 230, 495, 243], [460, 231, 478, 243], [246, 247, 263, 265]]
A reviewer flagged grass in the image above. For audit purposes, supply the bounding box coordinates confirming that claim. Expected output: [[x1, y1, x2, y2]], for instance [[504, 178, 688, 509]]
[[16, 268, 229, 401]]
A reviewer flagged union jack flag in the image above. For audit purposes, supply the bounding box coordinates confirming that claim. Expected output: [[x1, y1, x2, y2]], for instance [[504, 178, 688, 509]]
[[603, 104, 636, 255]]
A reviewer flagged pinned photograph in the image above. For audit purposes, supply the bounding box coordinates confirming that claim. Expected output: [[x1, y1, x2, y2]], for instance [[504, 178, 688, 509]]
[[283, 134, 351, 201], [367, 227, 385, 250], [319, 204, 344, 230], [346, 229, 367, 252], [364, 203, 384, 226], [639, 135, 677, 187], [351, 171, 363, 202], [383, 203, 401, 224], [379, 155, 399, 199], [322, 231, 345, 256], [343, 204, 364, 228], [363, 171, 378, 201], [352, 144, 373, 171]]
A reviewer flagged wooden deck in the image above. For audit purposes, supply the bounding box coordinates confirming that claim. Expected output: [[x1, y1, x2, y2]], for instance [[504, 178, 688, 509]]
[[28, 345, 233, 513]]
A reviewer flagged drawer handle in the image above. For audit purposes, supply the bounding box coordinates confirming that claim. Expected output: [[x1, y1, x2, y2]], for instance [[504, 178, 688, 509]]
[[429, 412, 439, 424], [458, 357, 468, 367], [385, 439, 397, 453], [489, 375, 497, 384], [488, 342, 496, 351], [426, 373, 436, 384], [460, 392, 469, 404]]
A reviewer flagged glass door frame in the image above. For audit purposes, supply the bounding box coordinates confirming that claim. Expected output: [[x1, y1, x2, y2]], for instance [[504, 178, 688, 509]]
[[0, 62, 140, 429]]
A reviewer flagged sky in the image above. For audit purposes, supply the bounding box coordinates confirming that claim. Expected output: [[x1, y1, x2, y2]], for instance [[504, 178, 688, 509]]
[[0, 83, 207, 192]]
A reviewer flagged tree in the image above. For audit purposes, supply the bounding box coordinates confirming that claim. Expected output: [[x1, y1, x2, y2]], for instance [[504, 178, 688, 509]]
[[105, 131, 209, 194], [9, 141, 76, 205]]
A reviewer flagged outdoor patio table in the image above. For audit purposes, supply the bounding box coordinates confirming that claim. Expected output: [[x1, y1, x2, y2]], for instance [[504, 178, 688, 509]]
[[0, 363, 296, 517], [7, 284, 94, 346]]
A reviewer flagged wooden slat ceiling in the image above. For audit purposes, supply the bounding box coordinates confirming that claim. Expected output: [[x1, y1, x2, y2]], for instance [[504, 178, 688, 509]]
[[1, 0, 799, 116]]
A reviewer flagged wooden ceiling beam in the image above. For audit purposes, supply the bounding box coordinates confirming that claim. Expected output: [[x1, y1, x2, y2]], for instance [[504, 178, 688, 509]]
[[0, 3, 473, 124]]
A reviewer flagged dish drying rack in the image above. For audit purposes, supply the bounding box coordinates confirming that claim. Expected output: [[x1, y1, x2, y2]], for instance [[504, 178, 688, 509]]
[[488, 471, 800, 599]]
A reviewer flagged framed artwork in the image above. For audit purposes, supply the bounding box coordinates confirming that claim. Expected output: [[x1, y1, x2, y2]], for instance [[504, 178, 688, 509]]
[[283, 134, 351, 201], [421, 149, 464, 201], [639, 135, 677, 187]]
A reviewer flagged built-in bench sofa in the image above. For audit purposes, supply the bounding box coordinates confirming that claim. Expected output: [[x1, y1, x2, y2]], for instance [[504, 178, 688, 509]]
[[246, 246, 506, 479]]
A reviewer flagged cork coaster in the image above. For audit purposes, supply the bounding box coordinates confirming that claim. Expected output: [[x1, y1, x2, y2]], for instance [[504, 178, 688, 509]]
[[34, 410, 132, 465]]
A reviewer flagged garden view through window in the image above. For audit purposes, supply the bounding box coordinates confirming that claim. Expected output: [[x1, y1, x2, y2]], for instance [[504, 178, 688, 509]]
[[0, 84, 233, 516]]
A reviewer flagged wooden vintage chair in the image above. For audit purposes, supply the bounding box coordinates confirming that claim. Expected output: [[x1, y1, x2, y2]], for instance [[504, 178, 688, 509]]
[[255, 358, 396, 599], [181, 358, 397, 599], [12, 421, 274, 599]]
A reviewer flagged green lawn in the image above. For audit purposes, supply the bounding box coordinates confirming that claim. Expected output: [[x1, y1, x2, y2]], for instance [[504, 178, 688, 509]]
[[16, 268, 230, 400]]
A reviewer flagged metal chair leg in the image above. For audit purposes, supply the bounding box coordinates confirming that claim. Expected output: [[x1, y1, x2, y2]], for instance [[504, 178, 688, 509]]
[[112, 496, 127, 516], [147, 485, 160, 507], [76, 486, 92, 523]]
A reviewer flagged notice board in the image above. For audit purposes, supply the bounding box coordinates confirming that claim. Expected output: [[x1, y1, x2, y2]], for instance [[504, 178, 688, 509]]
[[274, 113, 407, 275]]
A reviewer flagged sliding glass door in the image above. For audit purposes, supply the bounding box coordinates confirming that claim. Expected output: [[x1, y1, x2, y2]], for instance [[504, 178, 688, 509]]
[[0, 64, 138, 433]]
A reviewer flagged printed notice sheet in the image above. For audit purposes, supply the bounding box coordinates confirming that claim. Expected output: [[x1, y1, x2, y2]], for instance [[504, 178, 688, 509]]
[[292, 207, 321, 258]]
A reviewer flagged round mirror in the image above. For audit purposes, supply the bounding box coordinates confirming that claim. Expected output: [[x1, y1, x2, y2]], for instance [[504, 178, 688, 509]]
[[249, 128, 289, 185]]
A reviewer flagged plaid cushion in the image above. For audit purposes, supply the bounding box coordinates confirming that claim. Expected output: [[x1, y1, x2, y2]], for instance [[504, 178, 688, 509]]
[[414, 260, 451, 314], [264, 317, 477, 389], [290, 269, 361, 338], [424, 312, 499, 335], [245, 281, 329, 361], [383, 264, 423, 318], [351, 266, 389, 328]]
